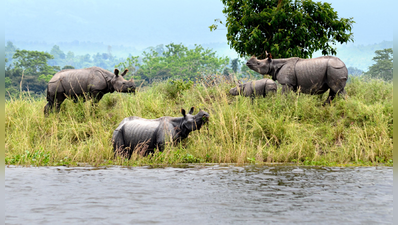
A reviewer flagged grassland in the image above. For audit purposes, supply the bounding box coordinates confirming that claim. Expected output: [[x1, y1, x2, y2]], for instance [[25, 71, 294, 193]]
[[5, 77, 393, 167]]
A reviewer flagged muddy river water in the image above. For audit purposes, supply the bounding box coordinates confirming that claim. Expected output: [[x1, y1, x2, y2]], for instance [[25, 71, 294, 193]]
[[5, 165, 392, 225]]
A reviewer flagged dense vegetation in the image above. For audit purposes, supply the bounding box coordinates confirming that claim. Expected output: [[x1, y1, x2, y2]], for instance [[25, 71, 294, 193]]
[[364, 48, 393, 81], [5, 76, 393, 167], [211, 0, 354, 58]]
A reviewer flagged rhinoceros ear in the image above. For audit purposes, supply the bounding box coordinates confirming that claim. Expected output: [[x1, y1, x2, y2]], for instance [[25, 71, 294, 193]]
[[114, 69, 120, 76], [181, 108, 186, 117], [188, 107, 195, 114], [121, 69, 128, 76], [267, 52, 272, 62]]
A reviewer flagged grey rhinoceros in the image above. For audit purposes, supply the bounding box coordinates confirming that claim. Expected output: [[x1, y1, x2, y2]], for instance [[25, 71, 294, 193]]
[[229, 78, 277, 98], [246, 52, 348, 104], [112, 107, 210, 159], [44, 67, 136, 114]]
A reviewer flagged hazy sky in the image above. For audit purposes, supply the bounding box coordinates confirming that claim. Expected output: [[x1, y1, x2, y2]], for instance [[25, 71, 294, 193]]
[[5, 0, 393, 48]]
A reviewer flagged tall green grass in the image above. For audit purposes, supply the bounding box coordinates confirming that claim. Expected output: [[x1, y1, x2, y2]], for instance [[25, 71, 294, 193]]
[[5, 77, 393, 166]]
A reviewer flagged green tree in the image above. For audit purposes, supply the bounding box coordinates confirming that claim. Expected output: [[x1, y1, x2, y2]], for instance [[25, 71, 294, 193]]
[[223, 67, 232, 76], [231, 58, 239, 73], [12, 50, 59, 93], [62, 65, 75, 70], [365, 48, 393, 81], [115, 55, 140, 80], [211, 0, 354, 58], [136, 43, 229, 82], [13, 50, 54, 75]]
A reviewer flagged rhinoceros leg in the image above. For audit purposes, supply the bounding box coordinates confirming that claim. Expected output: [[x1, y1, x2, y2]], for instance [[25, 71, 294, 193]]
[[281, 84, 294, 94], [324, 89, 336, 105], [54, 93, 67, 112], [324, 79, 347, 105], [44, 102, 53, 116], [112, 128, 132, 159], [92, 92, 105, 104], [324, 88, 346, 105], [44, 91, 66, 115]]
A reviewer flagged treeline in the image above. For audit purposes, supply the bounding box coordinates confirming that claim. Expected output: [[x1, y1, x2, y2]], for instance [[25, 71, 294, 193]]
[[5, 41, 260, 99], [5, 41, 126, 73], [5, 40, 393, 99]]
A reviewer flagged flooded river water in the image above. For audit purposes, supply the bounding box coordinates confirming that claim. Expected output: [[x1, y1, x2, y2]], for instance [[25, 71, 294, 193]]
[[5, 165, 392, 225]]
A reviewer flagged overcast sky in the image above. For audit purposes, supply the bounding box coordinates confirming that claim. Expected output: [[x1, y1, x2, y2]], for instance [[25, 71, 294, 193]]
[[5, 0, 393, 48]]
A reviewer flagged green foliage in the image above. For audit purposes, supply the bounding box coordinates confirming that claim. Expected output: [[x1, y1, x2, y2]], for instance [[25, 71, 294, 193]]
[[5, 149, 51, 166], [5, 77, 12, 89], [136, 43, 229, 81], [13, 50, 54, 74], [214, 0, 354, 58], [231, 58, 239, 73], [163, 79, 194, 99], [115, 55, 140, 80], [6, 50, 60, 96], [364, 48, 393, 81], [62, 65, 75, 70]]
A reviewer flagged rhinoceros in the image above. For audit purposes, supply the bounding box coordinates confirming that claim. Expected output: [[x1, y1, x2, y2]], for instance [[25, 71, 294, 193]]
[[112, 107, 210, 159], [44, 67, 136, 114], [229, 78, 277, 98], [246, 52, 348, 104]]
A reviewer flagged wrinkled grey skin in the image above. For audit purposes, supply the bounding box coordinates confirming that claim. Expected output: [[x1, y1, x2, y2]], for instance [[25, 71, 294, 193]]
[[112, 107, 210, 159], [44, 67, 135, 114], [229, 78, 277, 98], [246, 53, 348, 104]]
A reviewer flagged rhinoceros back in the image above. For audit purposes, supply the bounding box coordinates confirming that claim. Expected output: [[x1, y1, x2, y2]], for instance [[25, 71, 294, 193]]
[[48, 67, 109, 96], [294, 56, 347, 94], [120, 119, 164, 151], [245, 79, 276, 96], [327, 57, 348, 80]]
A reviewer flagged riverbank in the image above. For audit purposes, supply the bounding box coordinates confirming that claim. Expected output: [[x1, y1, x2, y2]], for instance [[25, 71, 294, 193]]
[[5, 77, 393, 167]]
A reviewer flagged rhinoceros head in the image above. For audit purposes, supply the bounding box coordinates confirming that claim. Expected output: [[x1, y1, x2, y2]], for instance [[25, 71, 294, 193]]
[[246, 52, 272, 75], [229, 83, 245, 96], [181, 107, 210, 132], [111, 69, 136, 93]]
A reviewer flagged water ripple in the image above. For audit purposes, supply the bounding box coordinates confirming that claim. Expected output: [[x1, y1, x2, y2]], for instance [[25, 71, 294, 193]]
[[5, 165, 392, 225]]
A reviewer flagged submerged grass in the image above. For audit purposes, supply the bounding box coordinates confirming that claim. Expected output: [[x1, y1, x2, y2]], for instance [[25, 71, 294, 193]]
[[5, 77, 393, 167]]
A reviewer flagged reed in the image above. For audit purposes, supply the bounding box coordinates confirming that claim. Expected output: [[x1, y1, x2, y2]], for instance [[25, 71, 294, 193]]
[[5, 76, 393, 166]]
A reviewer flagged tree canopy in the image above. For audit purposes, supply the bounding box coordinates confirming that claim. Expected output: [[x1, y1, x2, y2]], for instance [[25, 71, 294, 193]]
[[135, 43, 229, 82], [6, 50, 60, 95], [211, 0, 354, 59], [12, 50, 55, 75], [365, 48, 393, 81]]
